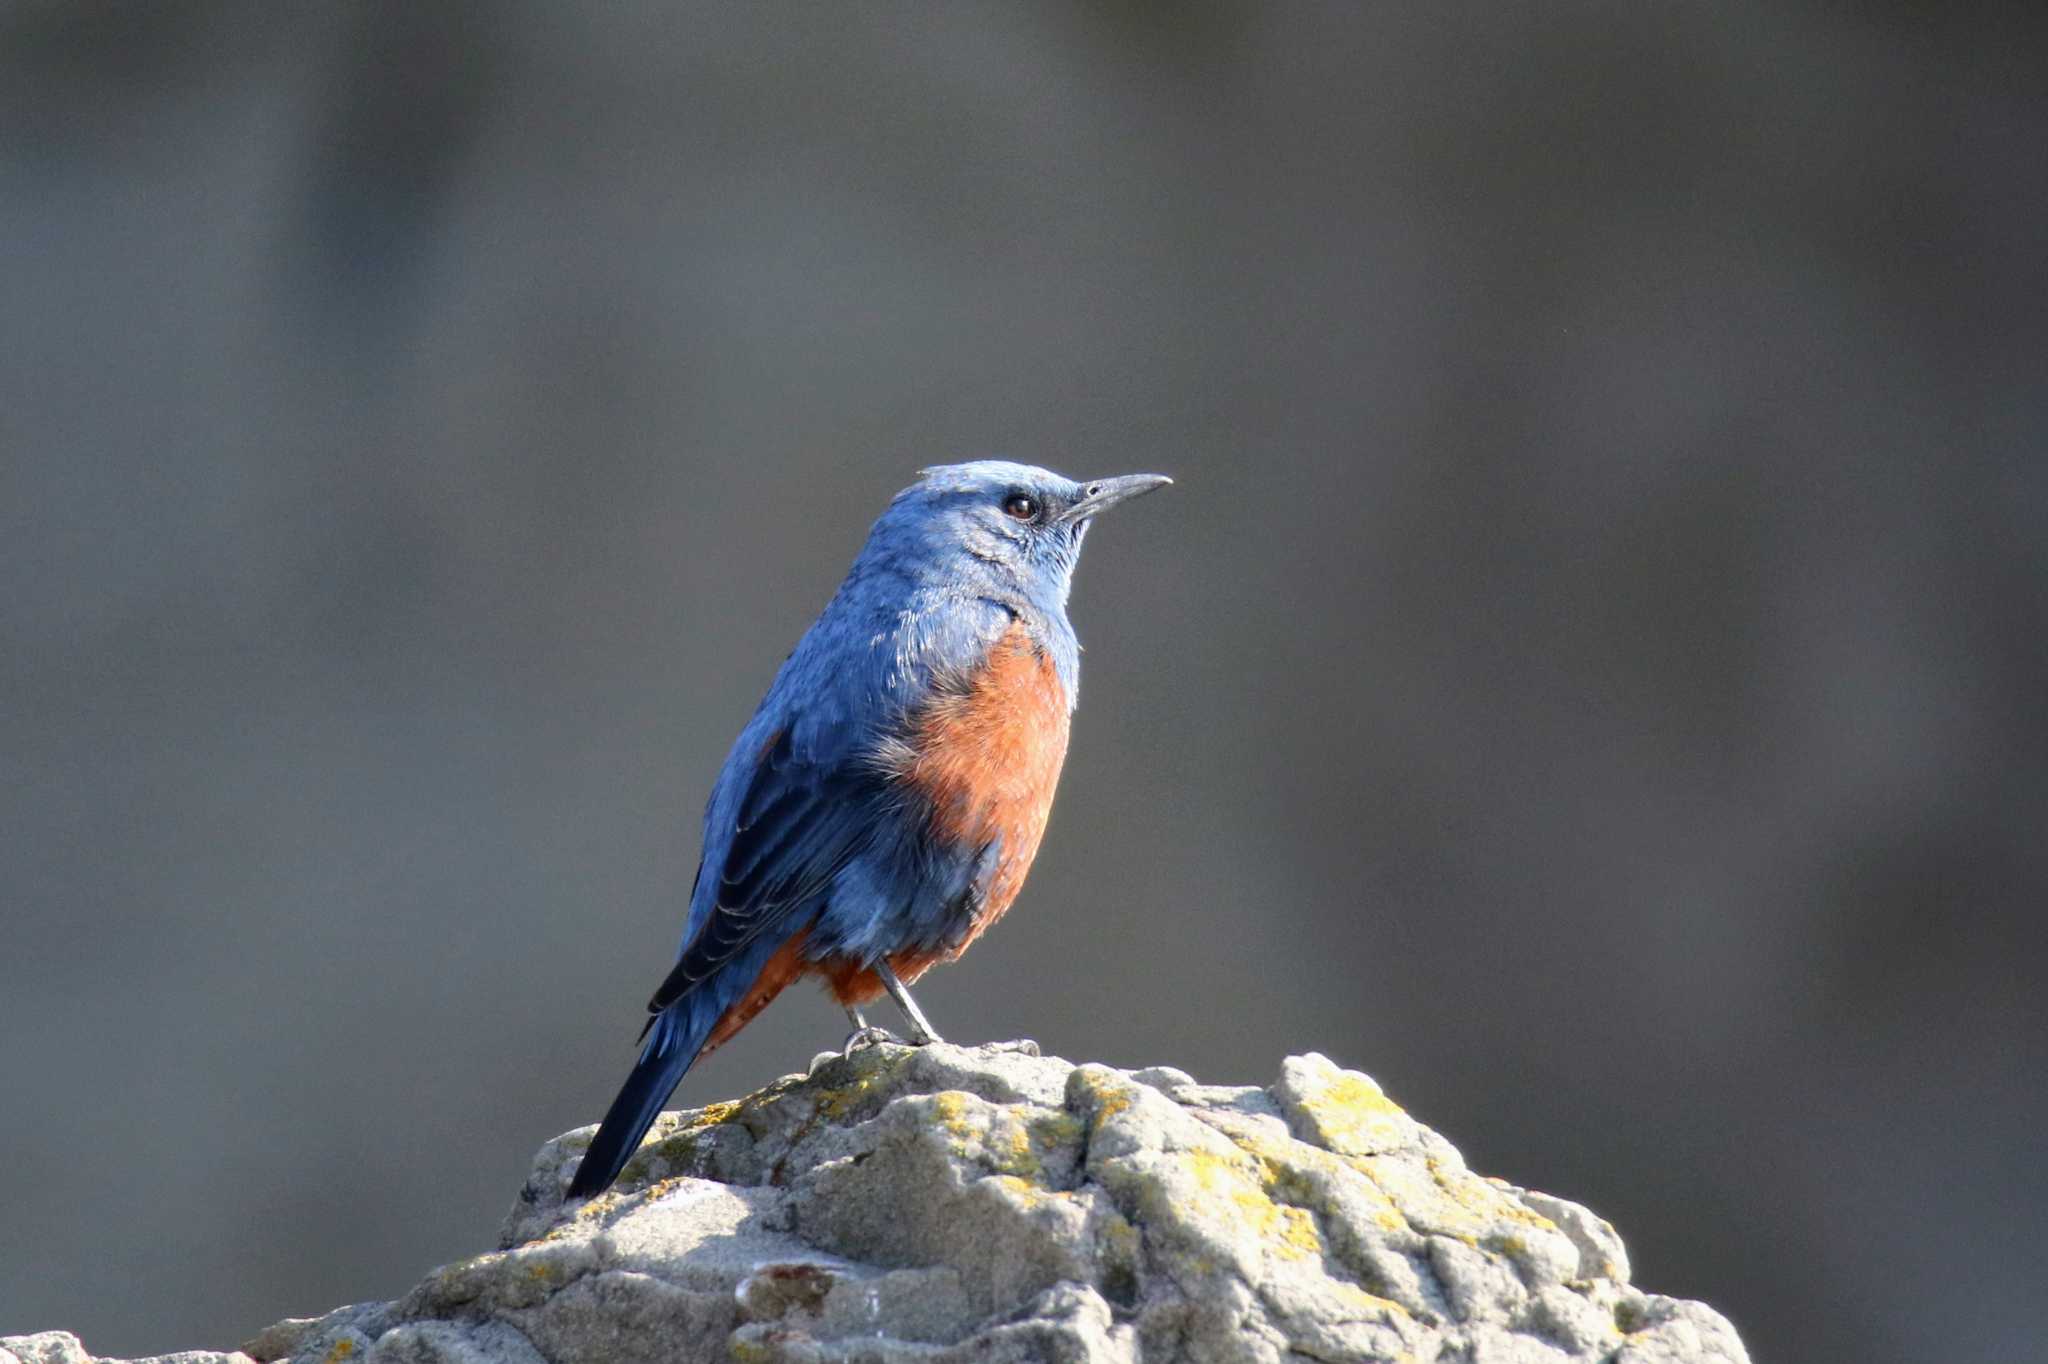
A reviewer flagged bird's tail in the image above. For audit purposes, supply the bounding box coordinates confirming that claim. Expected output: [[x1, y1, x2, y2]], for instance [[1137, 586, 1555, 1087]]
[[565, 1004, 713, 1200]]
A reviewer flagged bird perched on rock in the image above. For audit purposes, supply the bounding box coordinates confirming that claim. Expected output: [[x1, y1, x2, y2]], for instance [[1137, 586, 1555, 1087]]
[[567, 461, 1171, 1198]]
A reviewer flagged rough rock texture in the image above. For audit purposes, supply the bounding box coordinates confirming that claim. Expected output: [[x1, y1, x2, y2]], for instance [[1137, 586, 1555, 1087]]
[[0, 1332, 251, 1364], [14, 1044, 1749, 1364]]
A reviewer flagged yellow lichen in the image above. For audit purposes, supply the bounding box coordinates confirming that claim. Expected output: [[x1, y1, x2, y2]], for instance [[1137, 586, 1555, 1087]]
[[1073, 1069, 1137, 1126], [1004, 1124, 1038, 1172], [1296, 1070, 1414, 1156], [1028, 1111, 1083, 1147], [427, 1253, 497, 1301], [1275, 1204, 1324, 1259], [321, 1341, 355, 1364], [1328, 1150, 1559, 1244], [728, 1336, 775, 1364], [1100, 1213, 1141, 1254], [930, 1090, 977, 1136], [1216, 1123, 1406, 1234], [686, 1099, 742, 1129], [1329, 1280, 1413, 1321], [1424, 1156, 1557, 1233], [985, 1172, 1074, 1206], [1182, 1146, 1324, 1263], [817, 1063, 901, 1119]]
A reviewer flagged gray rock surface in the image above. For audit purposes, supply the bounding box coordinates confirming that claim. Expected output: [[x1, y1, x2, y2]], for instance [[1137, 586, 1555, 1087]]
[[0, 1331, 252, 1364], [13, 1045, 1748, 1364]]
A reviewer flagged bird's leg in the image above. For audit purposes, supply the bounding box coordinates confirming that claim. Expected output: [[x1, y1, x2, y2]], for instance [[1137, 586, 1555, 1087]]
[[841, 1005, 900, 1055], [875, 962, 943, 1045]]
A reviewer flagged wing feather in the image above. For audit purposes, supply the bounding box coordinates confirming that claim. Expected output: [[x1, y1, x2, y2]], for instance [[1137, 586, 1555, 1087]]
[[644, 729, 885, 1014]]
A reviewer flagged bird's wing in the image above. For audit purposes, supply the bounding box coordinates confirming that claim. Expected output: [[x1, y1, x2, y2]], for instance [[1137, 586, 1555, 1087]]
[[643, 592, 1012, 1020], [643, 726, 883, 1015]]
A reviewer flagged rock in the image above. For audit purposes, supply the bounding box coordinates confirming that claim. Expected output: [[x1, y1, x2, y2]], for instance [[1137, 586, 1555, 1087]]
[[14, 1045, 1749, 1364], [0, 1333, 252, 1364]]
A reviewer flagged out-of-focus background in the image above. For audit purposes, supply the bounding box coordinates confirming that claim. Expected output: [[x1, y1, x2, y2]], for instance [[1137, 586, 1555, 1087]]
[[3, 4, 2043, 1361]]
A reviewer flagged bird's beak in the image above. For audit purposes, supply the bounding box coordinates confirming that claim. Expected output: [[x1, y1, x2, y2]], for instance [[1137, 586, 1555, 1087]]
[[1057, 474, 1174, 525]]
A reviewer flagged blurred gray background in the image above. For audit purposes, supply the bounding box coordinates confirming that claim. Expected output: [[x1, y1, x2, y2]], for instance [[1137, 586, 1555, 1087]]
[[3, 3, 2043, 1362]]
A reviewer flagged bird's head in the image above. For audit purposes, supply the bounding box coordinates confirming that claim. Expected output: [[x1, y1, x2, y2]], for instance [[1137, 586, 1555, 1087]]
[[873, 460, 1172, 615]]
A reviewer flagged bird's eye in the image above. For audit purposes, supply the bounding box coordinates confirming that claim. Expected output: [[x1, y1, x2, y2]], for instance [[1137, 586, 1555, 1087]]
[[1002, 493, 1041, 521]]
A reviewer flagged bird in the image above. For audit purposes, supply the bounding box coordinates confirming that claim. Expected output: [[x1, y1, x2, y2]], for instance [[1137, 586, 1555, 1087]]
[[565, 460, 1172, 1199]]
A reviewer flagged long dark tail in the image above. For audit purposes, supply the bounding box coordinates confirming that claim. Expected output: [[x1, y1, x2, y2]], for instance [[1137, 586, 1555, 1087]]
[[566, 1005, 713, 1199]]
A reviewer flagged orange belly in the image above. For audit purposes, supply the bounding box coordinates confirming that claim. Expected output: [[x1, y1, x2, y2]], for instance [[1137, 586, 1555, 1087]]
[[711, 619, 1072, 1027], [837, 619, 1070, 1005]]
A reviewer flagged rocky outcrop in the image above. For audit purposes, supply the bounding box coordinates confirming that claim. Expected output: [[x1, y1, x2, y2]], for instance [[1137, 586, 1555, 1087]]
[[0, 1336, 251, 1364], [9, 1043, 1747, 1364]]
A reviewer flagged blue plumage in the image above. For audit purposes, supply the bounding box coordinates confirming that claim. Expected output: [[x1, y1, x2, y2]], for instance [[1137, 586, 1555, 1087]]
[[567, 461, 1169, 1198]]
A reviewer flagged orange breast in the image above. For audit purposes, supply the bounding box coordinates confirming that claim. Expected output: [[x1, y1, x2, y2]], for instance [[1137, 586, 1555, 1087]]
[[907, 618, 1071, 911], [828, 619, 1071, 1003]]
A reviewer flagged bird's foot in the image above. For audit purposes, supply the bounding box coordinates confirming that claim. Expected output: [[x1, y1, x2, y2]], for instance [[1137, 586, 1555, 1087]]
[[874, 962, 943, 1046], [841, 1024, 903, 1056]]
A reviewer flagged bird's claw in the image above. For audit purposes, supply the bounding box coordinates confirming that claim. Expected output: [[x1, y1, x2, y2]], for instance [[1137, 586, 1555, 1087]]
[[841, 1025, 903, 1056], [874, 962, 943, 1047]]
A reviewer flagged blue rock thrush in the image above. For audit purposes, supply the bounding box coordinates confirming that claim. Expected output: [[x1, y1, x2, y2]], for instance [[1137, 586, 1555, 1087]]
[[567, 461, 1171, 1198]]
